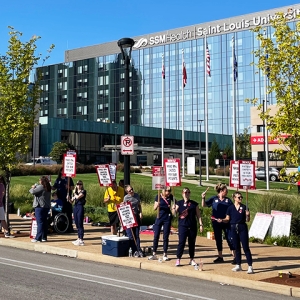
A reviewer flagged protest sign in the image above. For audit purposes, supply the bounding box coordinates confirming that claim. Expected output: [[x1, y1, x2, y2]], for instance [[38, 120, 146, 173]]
[[269, 210, 292, 237], [152, 166, 165, 190], [109, 163, 117, 181], [239, 160, 256, 190], [62, 152, 77, 177], [30, 218, 37, 239], [229, 160, 239, 188], [117, 202, 138, 230], [249, 213, 273, 240], [96, 164, 112, 187], [164, 158, 181, 187]]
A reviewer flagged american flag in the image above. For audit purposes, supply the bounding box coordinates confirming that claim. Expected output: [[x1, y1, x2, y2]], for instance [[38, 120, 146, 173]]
[[162, 61, 165, 79], [206, 43, 211, 77], [233, 52, 238, 81], [183, 61, 187, 87]]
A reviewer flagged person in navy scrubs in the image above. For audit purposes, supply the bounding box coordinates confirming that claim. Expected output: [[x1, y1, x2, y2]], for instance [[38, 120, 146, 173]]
[[173, 187, 203, 267], [202, 183, 235, 263], [148, 187, 173, 261], [220, 192, 254, 274]]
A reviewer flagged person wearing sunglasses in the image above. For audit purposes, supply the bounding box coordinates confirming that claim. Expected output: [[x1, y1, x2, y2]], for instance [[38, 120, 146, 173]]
[[172, 188, 203, 267], [202, 183, 235, 264], [220, 192, 253, 274], [71, 180, 87, 246], [123, 185, 144, 257], [148, 186, 173, 261]]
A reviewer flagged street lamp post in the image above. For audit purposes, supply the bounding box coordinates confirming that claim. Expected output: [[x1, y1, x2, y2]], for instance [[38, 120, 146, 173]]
[[118, 37, 135, 186], [198, 120, 204, 186], [114, 126, 118, 151]]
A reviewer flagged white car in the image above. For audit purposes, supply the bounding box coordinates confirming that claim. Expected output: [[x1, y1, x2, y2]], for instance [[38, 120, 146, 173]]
[[25, 157, 57, 165]]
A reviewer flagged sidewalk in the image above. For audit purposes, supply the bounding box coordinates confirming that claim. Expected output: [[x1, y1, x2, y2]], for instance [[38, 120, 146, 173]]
[[1, 214, 300, 298]]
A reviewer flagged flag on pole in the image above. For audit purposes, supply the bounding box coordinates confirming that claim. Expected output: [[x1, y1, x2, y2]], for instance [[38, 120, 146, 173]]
[[206, 43, 211, 77], [233, 37, 238, 82], [183, 59, 187, 87], [233, 51, 238, 82], [162, 60, 165, 79]]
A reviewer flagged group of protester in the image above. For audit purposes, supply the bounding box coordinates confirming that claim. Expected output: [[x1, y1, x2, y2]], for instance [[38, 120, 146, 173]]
[[103, 180, 254, 274], [28, 168, 87, 246], [0, 171, 253, 273]]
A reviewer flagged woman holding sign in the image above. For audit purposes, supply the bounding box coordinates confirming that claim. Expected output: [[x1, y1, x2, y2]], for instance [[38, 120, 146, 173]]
[[173, 188, 203, 267], [148, 187, 173, 261], [202, 183, 235, 264], [220, 192, 253, 274]]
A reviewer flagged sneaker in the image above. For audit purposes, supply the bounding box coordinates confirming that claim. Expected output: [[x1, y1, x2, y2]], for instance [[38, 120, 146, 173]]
[[175, 259, 180, 267], [4, 232, 15, 238], [231, 258, 237, 265], [148, 255, 158, 260], [247, 266, 254, 274], [72, 239, 79, 245], [41, 239, 47, 242], [232, 265, 242, 272], [163, 255, 170, 261], [213, 256, 224, 263], [139, 251, 145, 257], [31, 239, 40, 243], [78, 240, 84, 246], [133, 251, 139, 258], [189, 259, 198, 266], [73, 239, 84, 246]]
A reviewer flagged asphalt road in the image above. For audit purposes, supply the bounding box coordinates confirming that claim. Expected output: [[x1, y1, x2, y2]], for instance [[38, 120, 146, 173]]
[[0, 246, 292, 300]]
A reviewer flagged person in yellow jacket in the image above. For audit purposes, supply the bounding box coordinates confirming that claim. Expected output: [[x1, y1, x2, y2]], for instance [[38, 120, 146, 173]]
[[104, 180, 124, 235]]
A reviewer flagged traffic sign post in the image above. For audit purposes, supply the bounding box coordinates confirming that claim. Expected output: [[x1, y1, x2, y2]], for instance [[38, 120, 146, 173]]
[[121, 135, 134, 155]]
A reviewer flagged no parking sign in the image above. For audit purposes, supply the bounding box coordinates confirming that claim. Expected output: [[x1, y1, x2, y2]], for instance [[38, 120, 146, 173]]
[[121, 135, 134, 155]]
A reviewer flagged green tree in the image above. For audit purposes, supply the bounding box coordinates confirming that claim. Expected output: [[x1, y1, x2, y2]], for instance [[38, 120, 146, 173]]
[[0, 27, 54, 224], [223, 144, 233, 159], [250, 13, 300, 180], [236, 128, 251, 159], [49, 142, 69, 163], [209, 139, 221, 167]]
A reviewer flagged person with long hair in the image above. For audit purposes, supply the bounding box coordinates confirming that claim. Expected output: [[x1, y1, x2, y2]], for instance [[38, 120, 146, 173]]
[[0, 175, 14, 238], [202, 183, 235, 263], [71, 180, 87, 246], [221, 192, 254, 274], [148, 187, 173, 261], [29, 176, 51, 242], [173, 187, 203, 267], [52, 168, 74, 233]]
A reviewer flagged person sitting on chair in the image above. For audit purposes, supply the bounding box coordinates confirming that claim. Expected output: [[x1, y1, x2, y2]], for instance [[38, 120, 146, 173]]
[[51, 192, 63, 214]]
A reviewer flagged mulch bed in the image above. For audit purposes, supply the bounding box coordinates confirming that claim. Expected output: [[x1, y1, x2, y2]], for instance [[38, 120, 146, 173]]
[[261, 274, 300, 288]]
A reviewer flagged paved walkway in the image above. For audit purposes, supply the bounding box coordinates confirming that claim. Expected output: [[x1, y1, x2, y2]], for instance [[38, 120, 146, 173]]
[[1, 214, 300, 298]]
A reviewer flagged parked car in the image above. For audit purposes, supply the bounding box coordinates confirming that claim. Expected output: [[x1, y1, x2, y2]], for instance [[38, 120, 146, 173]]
[[25, 157, 57, 166], [255, 167, 280, 182]]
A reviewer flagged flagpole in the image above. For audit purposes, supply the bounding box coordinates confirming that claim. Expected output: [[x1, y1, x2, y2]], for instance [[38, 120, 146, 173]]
[[264, 30, 270, 191], [161, 54, 165, 167], [204, 35, 209, 181], [264, 72, 270, 190], [182, 49, 185, 178], [232, 35, 237, 161]]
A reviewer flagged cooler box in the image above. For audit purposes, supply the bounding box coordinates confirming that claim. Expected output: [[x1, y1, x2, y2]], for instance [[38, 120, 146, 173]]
[[101, 235, 130, 257]]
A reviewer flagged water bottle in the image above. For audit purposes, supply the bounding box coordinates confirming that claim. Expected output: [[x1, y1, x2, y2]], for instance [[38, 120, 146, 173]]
[[128, 247, 132, 257]]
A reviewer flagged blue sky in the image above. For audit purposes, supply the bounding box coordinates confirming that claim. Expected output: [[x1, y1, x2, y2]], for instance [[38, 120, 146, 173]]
[[1, 0, 299, 65]]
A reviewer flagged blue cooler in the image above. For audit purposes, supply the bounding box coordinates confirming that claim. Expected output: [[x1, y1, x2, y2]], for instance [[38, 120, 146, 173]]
[[101, 235, 130, 257]]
